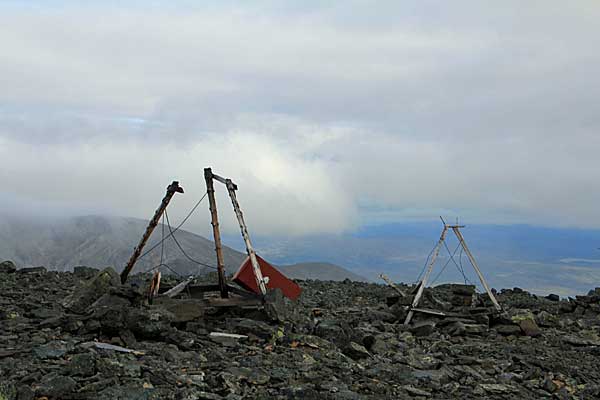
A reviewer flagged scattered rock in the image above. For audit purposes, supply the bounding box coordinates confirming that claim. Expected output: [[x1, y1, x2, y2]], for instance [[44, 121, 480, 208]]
[[545, 293, 560, 302], [343, 342, 370, 360], [62, 267, 121, 313], [495, 324, 522, 336], [408, 320, 436, 337], [66, 353, 96, 377], [511, 310, 541, 337], [0, 260, 17, 273], [17, 266, 46, 274], [35, 374, 77, 398], [1, 268, 600, 399]]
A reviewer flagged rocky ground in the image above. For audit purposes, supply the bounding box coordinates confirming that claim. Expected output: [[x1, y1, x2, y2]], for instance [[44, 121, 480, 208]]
[[2, 260, 600, 399]]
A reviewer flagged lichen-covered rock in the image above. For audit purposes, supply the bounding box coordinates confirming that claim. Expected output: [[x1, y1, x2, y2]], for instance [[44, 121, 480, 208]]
[[0, 260, 16, 274], [62, 267, 121, 313]]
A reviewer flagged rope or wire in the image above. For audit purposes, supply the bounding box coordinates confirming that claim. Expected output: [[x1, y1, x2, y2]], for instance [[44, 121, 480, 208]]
[[164, 209, 218, 271], [431, 242, 461, 285], [144, 263, 183, 277], [137, 192, 208, 261], [442, 238, 473, 286], [456, 246, 472, 285], [415, 242, 437, 284]]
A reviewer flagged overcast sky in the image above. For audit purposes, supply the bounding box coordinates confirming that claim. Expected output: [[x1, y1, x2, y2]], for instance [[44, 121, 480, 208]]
[[1, 1, 599, 236]]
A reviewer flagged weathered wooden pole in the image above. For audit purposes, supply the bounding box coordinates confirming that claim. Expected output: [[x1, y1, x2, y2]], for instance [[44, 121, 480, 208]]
[[451, 226, 502, 311], [404, 226, 448, 325], [204, 168, 229, 298], [379, 273, 407, 297], [120, 181, 184, 284], [225, 179, 268, 296]]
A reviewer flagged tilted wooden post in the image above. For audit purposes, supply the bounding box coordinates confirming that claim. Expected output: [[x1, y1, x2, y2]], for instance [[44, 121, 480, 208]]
[[120, 181, 184, 284], [451, 226, 502, 311], [204, 168, 229, 298], [380, 273, 407, 297], [404, 226, 448, 325], [225, 179, 268, 296]]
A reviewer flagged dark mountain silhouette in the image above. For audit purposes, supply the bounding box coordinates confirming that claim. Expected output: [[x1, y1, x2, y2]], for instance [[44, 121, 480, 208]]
[[0, 214, 367, 282]]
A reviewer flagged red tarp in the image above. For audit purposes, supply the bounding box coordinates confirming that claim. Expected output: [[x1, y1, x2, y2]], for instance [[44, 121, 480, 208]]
[[233, 254, 302, 300]]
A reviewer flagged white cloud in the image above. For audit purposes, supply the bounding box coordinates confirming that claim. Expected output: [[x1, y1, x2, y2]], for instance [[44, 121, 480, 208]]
[[1, 1, 600, 233]]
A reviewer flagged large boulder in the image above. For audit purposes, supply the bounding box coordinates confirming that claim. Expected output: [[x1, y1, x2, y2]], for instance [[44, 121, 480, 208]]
[[226, 318, 276, 340], [343, 341, 370, 360], [62, 267, 120, 314], [0, 260, 16, 273], [511, 310, 541, 337]]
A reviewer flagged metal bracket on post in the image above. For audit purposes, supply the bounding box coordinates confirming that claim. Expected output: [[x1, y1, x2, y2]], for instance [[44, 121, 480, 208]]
[[120, 181, 184, 284], [204, 168, 229, 299]]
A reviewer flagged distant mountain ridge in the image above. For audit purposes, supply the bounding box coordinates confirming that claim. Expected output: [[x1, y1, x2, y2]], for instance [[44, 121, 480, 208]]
[[0, 214, 366, 282], [252, 222, 600, 296], [0, 214, 246, 275], [277, 262, 369, 282]]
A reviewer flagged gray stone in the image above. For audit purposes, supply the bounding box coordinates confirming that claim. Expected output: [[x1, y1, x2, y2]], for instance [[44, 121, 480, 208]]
[[0, 260, 17, 273], [518, 318, 541, 337], [478, 383, 517, 394], [17, 266, 46, 274], [403, 385, 432, 397], [463, 323, 487, 335], [536, 311, 558, 327], [16, 385, 34, 400], [73, 265, 100, 279], [545, 293, 560, 302], [444, 321, 466, 336], [0, 383, 16, 400], [158, 299, 205, 323], [35, 375, 77, 398], [226, 318, 275, 340], [315, 319, 346, 343], [62, 267, 120, 314], [66, 353, 96, 377], [495, 324, 522, 336], [409, 320, 436, 337], [33, 341, 70, 360], [343, 341, 370, 360]]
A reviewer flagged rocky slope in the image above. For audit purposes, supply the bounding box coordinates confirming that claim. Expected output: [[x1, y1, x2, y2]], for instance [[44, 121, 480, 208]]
[[1, 260, 600, 399]]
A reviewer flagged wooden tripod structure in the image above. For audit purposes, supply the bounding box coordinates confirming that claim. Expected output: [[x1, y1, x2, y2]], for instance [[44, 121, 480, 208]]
[[404, 220, 502, 325], [121, 171, 269, 308]]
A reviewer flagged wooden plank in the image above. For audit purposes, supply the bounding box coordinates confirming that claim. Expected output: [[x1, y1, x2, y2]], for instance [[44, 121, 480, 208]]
[[182, 284, 260, 299], [404, 226, 448, 325], [204, 168, 228, 299], [162, 277, 194, 298], [411, 307, 447, 316], [120, 181, 184, 284], [204, 297, 263, 308], [451, 227, 502, 312], [227, 285, 262, 299]]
